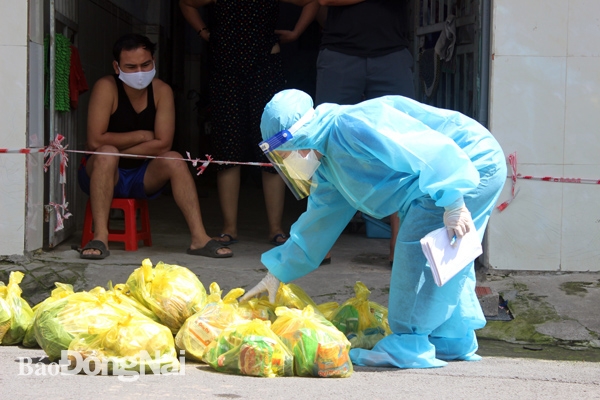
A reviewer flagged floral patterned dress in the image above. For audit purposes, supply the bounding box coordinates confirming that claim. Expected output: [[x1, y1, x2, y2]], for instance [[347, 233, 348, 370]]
[[208, 0, 284, 171]]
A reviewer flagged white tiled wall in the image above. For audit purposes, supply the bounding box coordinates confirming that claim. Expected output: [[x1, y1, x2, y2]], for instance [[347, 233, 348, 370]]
[[0, 2, 28, 255], [488, 0, 600, 271]]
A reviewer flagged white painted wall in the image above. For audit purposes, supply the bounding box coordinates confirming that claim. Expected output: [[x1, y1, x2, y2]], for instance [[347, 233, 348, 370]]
[[0, 2, 29, 255], [487, 0, 600, 272]]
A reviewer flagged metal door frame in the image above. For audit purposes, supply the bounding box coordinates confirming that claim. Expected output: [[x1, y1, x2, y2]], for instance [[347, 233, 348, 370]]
[[44, 0, 79, 248], [412, 0, 491, 125]]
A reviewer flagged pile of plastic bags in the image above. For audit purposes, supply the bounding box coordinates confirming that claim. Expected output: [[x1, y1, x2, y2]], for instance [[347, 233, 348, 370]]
[[0, 259, 391, 378]]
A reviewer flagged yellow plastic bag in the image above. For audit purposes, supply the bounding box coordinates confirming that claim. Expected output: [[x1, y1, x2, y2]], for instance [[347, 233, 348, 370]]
[[0, 271, 34, 345], [369, 299, 392, 336], [126, 259, 207, 333], [316, 301, 339, 320], [22, 282, 75, 348], [108, 282, 160, 324], [175, 282, 247, 362], [34, 286, 162, 361], [329, 282, 389, 349], [0, 294, 11, 344], [67, 312, 179, 375], [275, 283, 321, 313], [34, 289, 111, 361], [204, 319, 293, 377], [271, 305, 352, 377]]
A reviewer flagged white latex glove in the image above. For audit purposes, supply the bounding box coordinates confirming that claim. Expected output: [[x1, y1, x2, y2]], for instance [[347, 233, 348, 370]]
[[240, 272, 280, 304], [443, 198, 474, 241]]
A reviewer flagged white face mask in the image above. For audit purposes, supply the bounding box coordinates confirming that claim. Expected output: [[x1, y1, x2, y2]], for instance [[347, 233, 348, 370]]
[[282, 150, 321, 181], [118, 64, 156, 90]]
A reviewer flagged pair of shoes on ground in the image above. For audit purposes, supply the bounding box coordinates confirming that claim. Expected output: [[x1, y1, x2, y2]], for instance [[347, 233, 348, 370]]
[[216, 232, 289, 247], [79, 239, 233, 260]]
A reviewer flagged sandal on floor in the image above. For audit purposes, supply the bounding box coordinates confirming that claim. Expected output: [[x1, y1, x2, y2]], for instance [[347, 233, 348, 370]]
[[269, 233, 288, 246], [79, 240, 110, 260], [215, 233, 238, 246], [187, 239, 233, 258]]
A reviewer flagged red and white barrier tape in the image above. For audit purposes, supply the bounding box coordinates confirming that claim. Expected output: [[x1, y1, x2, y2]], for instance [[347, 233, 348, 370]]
[[497, 152, 519, 211], [1, 138, 274, 231], [497, 151, 600, 212], [518, 175, 600, 185], [6, 143, 600, 225]]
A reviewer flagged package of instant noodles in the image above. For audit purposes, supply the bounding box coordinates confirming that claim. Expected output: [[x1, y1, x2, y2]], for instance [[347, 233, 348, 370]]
[[175, 282, 247, 362], [238, 296, 276, 322]]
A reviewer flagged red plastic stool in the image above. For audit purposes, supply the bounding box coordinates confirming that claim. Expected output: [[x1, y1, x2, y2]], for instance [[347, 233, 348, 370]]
[[81, 198, 152, 251]]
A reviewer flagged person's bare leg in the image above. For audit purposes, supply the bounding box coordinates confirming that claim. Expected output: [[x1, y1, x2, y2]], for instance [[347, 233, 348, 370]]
[[262, 170, 286, 243], [82, 146, 119, 257], [214, 166, 241, 242], [144, 151, 231, 255], [389, 212, 400, 262]]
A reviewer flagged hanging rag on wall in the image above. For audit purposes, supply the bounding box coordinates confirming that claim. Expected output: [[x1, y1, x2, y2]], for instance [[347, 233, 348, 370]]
[[418, 14, 457, 98], [435, 14, 457, 74], [435, 15, 457, 62], [44, 33, 72, 112], [69, 45, 88, 110]]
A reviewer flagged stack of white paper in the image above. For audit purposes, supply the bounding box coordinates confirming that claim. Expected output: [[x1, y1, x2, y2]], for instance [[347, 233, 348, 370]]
[[420, 227, 482, 287]]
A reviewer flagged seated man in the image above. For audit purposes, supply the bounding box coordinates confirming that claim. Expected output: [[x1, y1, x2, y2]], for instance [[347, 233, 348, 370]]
[[78, 33, 231, 260]]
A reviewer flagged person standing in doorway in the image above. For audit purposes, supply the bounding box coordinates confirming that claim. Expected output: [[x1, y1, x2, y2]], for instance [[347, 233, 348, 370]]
[[316, 0, 415, 264], [179, 0, 319, 247]]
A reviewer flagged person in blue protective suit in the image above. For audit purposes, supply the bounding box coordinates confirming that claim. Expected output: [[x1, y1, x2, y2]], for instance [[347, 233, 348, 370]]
[[241, 89, 506, 368]]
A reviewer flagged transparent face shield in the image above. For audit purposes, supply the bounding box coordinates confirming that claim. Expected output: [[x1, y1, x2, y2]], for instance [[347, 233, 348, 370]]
[[259, 110, 318, 200]]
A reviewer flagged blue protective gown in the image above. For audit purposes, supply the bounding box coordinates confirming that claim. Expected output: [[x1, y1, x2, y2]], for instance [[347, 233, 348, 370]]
[[260, 90, 506, 368]]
